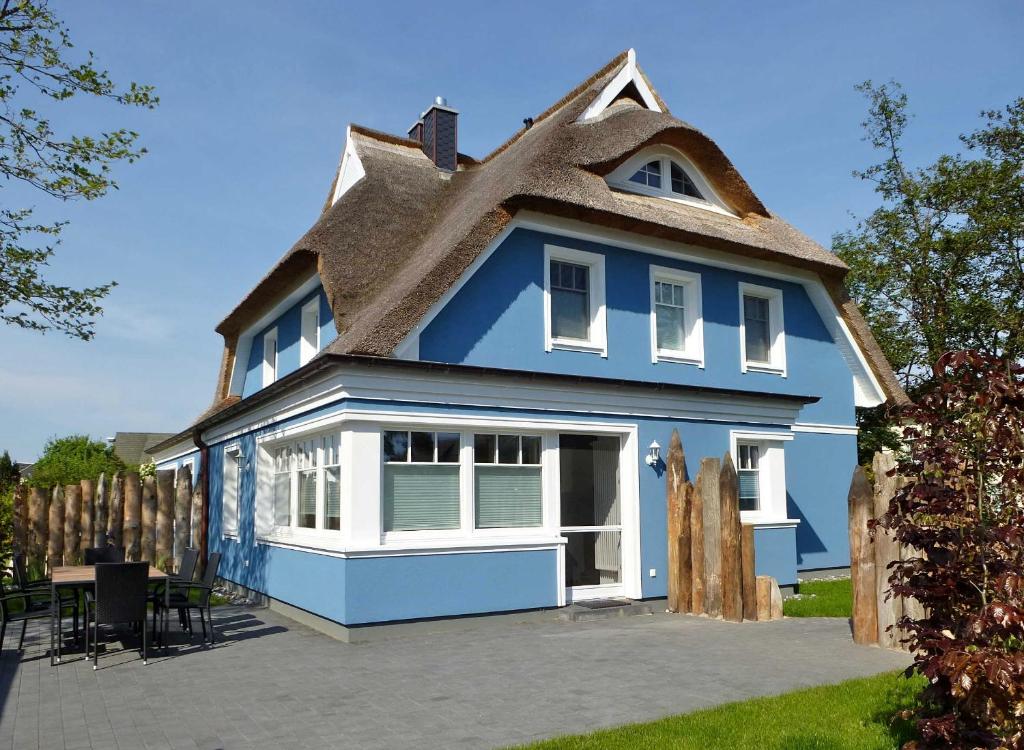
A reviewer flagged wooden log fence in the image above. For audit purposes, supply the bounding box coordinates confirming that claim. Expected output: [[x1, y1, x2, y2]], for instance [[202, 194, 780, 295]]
[[80, 479, 95, 559], [94, 473, 109, 548], [173, 466, 192, 569], [48, 485, 65, 569], [142, 475, 158, 564], [13, 485, 27, 555], [666, 433, 783, 623], [108, 472, 125, 549], [124, 472, 142, 562], [28, 486, 47, 568], [155, 469, 175, 570], [63, 484, 83, 565]]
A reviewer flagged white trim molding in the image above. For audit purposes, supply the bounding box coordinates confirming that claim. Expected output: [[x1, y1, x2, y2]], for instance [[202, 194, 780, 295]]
[[577, 48, 661, 122], [649, 265, 704, 367], [543, 244, 608, 357], [606, 146, 735, 217], [738, 281, 787, 377], [791, 422, 859, 436], [300, 297, 320, 366], [262, 327, 279, 388], [330, 126, 366, 206]]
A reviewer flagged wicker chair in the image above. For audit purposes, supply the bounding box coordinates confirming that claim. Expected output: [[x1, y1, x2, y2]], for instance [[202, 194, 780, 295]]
[[156, 552, 221, 644], [11, 553, 79, 640], [86, 562, 150, 668], [0, 579, 77, 653], [84, 546, 126, 565], [149, 547, 199, 632]]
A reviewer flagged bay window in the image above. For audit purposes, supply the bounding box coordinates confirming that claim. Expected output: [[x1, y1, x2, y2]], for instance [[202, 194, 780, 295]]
[[382, 430, 461, 532], [269, 433, 341, 534], [473, 434, 543, 529]]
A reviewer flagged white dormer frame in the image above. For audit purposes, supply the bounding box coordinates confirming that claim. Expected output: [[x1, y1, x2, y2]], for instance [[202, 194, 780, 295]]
[[607, 146, 735, 217], [300, 297, 320, 366], [578, 49, 661, 122], [330, 126, 366, 206], [262, 328, 279, 388]]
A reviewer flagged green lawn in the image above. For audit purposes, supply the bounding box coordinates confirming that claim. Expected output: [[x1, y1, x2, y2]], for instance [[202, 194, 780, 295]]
[[783, 577, 853, 618], [517, 671, 922, 749]]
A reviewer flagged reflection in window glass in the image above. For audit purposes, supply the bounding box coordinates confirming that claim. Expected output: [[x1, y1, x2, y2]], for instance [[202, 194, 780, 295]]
[[383, 431, 408, 462], [521, 436, 542, 465], [498, 434, 519, 464], [410, 431, 435, 462], [436, 432, 460, 463], [474, 433, 496, 464]]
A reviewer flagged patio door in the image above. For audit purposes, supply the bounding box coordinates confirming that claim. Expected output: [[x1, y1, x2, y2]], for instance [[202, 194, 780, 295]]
[[559, 434, 623, 602]]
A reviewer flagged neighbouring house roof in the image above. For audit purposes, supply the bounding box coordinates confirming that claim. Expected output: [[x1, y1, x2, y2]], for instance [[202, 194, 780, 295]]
[[206, 48, 908, 419], [109, 432, 176, 466]]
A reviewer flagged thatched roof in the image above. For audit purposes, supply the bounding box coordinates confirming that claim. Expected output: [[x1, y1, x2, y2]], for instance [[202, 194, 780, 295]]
[[211, 49, 907, 409]]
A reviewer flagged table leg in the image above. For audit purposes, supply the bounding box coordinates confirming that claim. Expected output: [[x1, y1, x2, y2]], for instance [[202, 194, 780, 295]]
[[49, 584, 55, 667], [163, 581, 169, 655]]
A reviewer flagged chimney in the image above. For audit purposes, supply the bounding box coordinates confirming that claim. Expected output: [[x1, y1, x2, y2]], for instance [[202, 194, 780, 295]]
[[407, 119, 423, 143], [420, 96, 459, 171]]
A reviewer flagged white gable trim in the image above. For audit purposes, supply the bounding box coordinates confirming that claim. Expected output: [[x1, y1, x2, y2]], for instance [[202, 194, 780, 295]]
[[391, 211, 886, 408], [577, 49, 662, 123], [330, 126, 366, 206]]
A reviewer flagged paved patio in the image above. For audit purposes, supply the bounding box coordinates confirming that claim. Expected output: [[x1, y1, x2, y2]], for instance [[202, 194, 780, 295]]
[[0, 605, 910, 750]]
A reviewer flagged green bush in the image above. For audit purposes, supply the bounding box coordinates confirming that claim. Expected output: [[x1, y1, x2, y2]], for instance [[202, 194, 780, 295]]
[[27, 435, 124, 489]]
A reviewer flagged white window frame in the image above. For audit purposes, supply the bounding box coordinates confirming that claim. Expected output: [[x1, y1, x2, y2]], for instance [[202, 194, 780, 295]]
[[605, 147, 735, 216], [648, 265, 704, 367], [543, 244, 607, 357], [262, 327, 278, 387], [222, 445, 241, 539], [299, 298, 320, 366], [729, 431, 796, 526], [471, 432, 545, 533], [738, 282, 786, 376]]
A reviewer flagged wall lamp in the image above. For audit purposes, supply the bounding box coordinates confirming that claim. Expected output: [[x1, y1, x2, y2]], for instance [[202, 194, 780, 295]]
[[645, 440, 661, 467]]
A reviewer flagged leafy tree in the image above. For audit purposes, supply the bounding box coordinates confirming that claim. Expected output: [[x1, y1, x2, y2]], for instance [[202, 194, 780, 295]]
[[0, 0, 157, 339], [28, 434, 123, 488], [834, 82, 1024, 458], [0, 448, 18, 490]]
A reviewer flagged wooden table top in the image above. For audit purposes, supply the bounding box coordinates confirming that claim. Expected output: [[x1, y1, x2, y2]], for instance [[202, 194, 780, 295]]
[[51, 565, 169, 585]]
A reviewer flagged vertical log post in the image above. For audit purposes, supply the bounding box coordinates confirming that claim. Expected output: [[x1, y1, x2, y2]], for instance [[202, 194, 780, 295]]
[[872, 451, 903, 649], [63, 484, 83, 565], [123, 472, 142, 562], [80, 479, 95, 559], [849, 465, 878, 645], [155, 469, 175, 570], [700, 457, 723, 618], [770, 577, 784, 620], [666, 430, 685, 613], [108, 472, 125, 549], [689, 465, 705, 615], [28, 486, 48, 568], [141, 475, 157, 564], [173, 466, 193, 569], [191, 482, 203, 549], [719, 454, 743, 622], [741, 524, 757, 621], [756, 575, 784, 621], [94, 473, 109, 548], [678, 481, 693, 613], [13, 484, 27, 554], [48, 485, 65, 569]]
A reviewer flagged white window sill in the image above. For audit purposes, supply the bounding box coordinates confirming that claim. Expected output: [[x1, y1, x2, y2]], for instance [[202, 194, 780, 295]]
[[743, 362, 787, 377], [222, 532, 239, 542], [654, 351, 704, 367], [741, 516, 801, 529], [550, 338, 607, 357], [255, 533, 565, 558]]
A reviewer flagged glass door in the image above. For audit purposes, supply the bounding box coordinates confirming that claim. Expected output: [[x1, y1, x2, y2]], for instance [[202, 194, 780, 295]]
[[559, 434, 623, 601]]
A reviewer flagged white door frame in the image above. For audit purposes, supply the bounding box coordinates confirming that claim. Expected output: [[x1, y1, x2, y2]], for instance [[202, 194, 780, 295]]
[[553, 426, 641, 605]]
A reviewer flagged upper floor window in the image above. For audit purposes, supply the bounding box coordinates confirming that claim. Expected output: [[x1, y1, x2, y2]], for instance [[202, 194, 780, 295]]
[[222, 446, 241, 537], [544, 245, 607, 357], [262, 328, 278, 387], [649, 266, 704, 366], [300, 298, 320, 366], [739, 282, 786, 376], [606, 148, 733, 216]]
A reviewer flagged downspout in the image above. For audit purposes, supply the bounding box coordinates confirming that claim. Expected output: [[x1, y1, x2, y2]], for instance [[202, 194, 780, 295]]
[[192, 425, 210, 568]]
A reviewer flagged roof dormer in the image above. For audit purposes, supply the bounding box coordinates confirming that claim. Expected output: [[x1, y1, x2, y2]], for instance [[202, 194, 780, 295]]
[[605, 146, 736, 216], [577, 49, 662, 122]]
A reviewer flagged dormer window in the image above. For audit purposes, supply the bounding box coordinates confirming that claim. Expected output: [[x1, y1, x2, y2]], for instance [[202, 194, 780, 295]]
[[607, 148, 733, 216]]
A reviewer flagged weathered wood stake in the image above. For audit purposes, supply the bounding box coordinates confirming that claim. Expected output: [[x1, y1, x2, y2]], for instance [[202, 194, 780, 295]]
[[155, 469, 175, 570], [700, 457, 723, 617], [63, 484, 83, 565], [108, 472, 125, 549], [741, 523, 757, 621], [48, 485, 65, 568], [849, 464, 878, 645], [719, 453, 743, 622], [678, 481, 693, 613], [173, 466, 193, 569], [123, 471, 142, 562], [94, 473, 109, 547], [689, 465, 705, 615], [191, 482, 203, 549], [141, 475, 157, 564], [80, 479, 95, 558], [872, 451, 903, 649], [666, 430, 685, 613], [756, 575, 783, 621], [13, 484, 27, 554], [770, 578, 784, 620], [28, 486, 48, 568]]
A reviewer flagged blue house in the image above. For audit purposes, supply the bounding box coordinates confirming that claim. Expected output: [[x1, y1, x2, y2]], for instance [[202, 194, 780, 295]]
[[148, 49, 906, 629]]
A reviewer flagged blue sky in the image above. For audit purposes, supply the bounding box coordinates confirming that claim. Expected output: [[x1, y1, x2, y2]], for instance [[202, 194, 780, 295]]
[[2, 1, 1022, 461]]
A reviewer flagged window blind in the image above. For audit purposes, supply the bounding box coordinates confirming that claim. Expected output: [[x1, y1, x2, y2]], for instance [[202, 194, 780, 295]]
[[475, 466, 542, 528], [298, 469, 317, 528], [325, 466, 341, 530], [383, 465, 460, 531], [273, 471, 290, 526], [739, 470, 759, 512]]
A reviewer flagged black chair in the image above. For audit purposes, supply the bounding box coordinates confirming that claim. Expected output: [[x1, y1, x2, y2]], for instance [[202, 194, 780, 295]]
[[149, 548, 199, 631], [86, 562, 150, 669], [156, 552, 221, 644], [0, 579, 76, 653], [84, 546, 126, 565], [11, 553, 79, 639]]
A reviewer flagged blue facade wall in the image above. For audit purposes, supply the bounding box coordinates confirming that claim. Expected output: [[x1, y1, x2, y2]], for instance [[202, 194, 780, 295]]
[[754, 526, 797, 585], [242, 287, 336, 398], [419, 228, 856, 426]]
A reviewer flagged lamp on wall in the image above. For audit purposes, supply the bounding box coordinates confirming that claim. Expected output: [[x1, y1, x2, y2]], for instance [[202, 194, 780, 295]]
[[645, 440, 661, 467]]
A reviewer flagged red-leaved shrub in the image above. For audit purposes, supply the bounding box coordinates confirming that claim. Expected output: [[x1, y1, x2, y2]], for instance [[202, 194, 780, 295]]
[[875, 351, 1024, 748]]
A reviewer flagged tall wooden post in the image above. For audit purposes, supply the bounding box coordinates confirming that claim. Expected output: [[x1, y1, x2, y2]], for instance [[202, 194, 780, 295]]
[[94, 473, 109, 547], [689, 465, 705, 615], [720, 454, 743, 622], [700, 457, 723, 618], [48, 485, 65, 569], [156, 469, 175, 570], [13, 484, 27, 554], [872, 452, 903, 649], [678, 480, 693, 613], [63, 484, 83, 565], [666, 430, 685, 613], [756, 575, 784, 621], [173, 466, 193, 569], [28, 486, 48, 568], [80, 479, 95, 558], [191, 482, 203, 548], [849, 465, 878, 645], [741, 524, 757, 621], [141, 475, 157, 564], [108, 472, 125, 549], [123, 471, 142, 562]]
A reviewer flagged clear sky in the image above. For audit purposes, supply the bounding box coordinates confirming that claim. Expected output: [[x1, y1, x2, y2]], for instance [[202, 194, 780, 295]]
[[2, 1, 1022, 461]]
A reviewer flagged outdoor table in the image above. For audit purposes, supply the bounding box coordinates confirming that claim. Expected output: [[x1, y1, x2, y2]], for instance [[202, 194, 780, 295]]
[[49, 565, 170, 666]]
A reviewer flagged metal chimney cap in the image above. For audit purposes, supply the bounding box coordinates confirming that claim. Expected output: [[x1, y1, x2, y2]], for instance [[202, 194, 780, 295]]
[[434, 95, 447, 106]]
